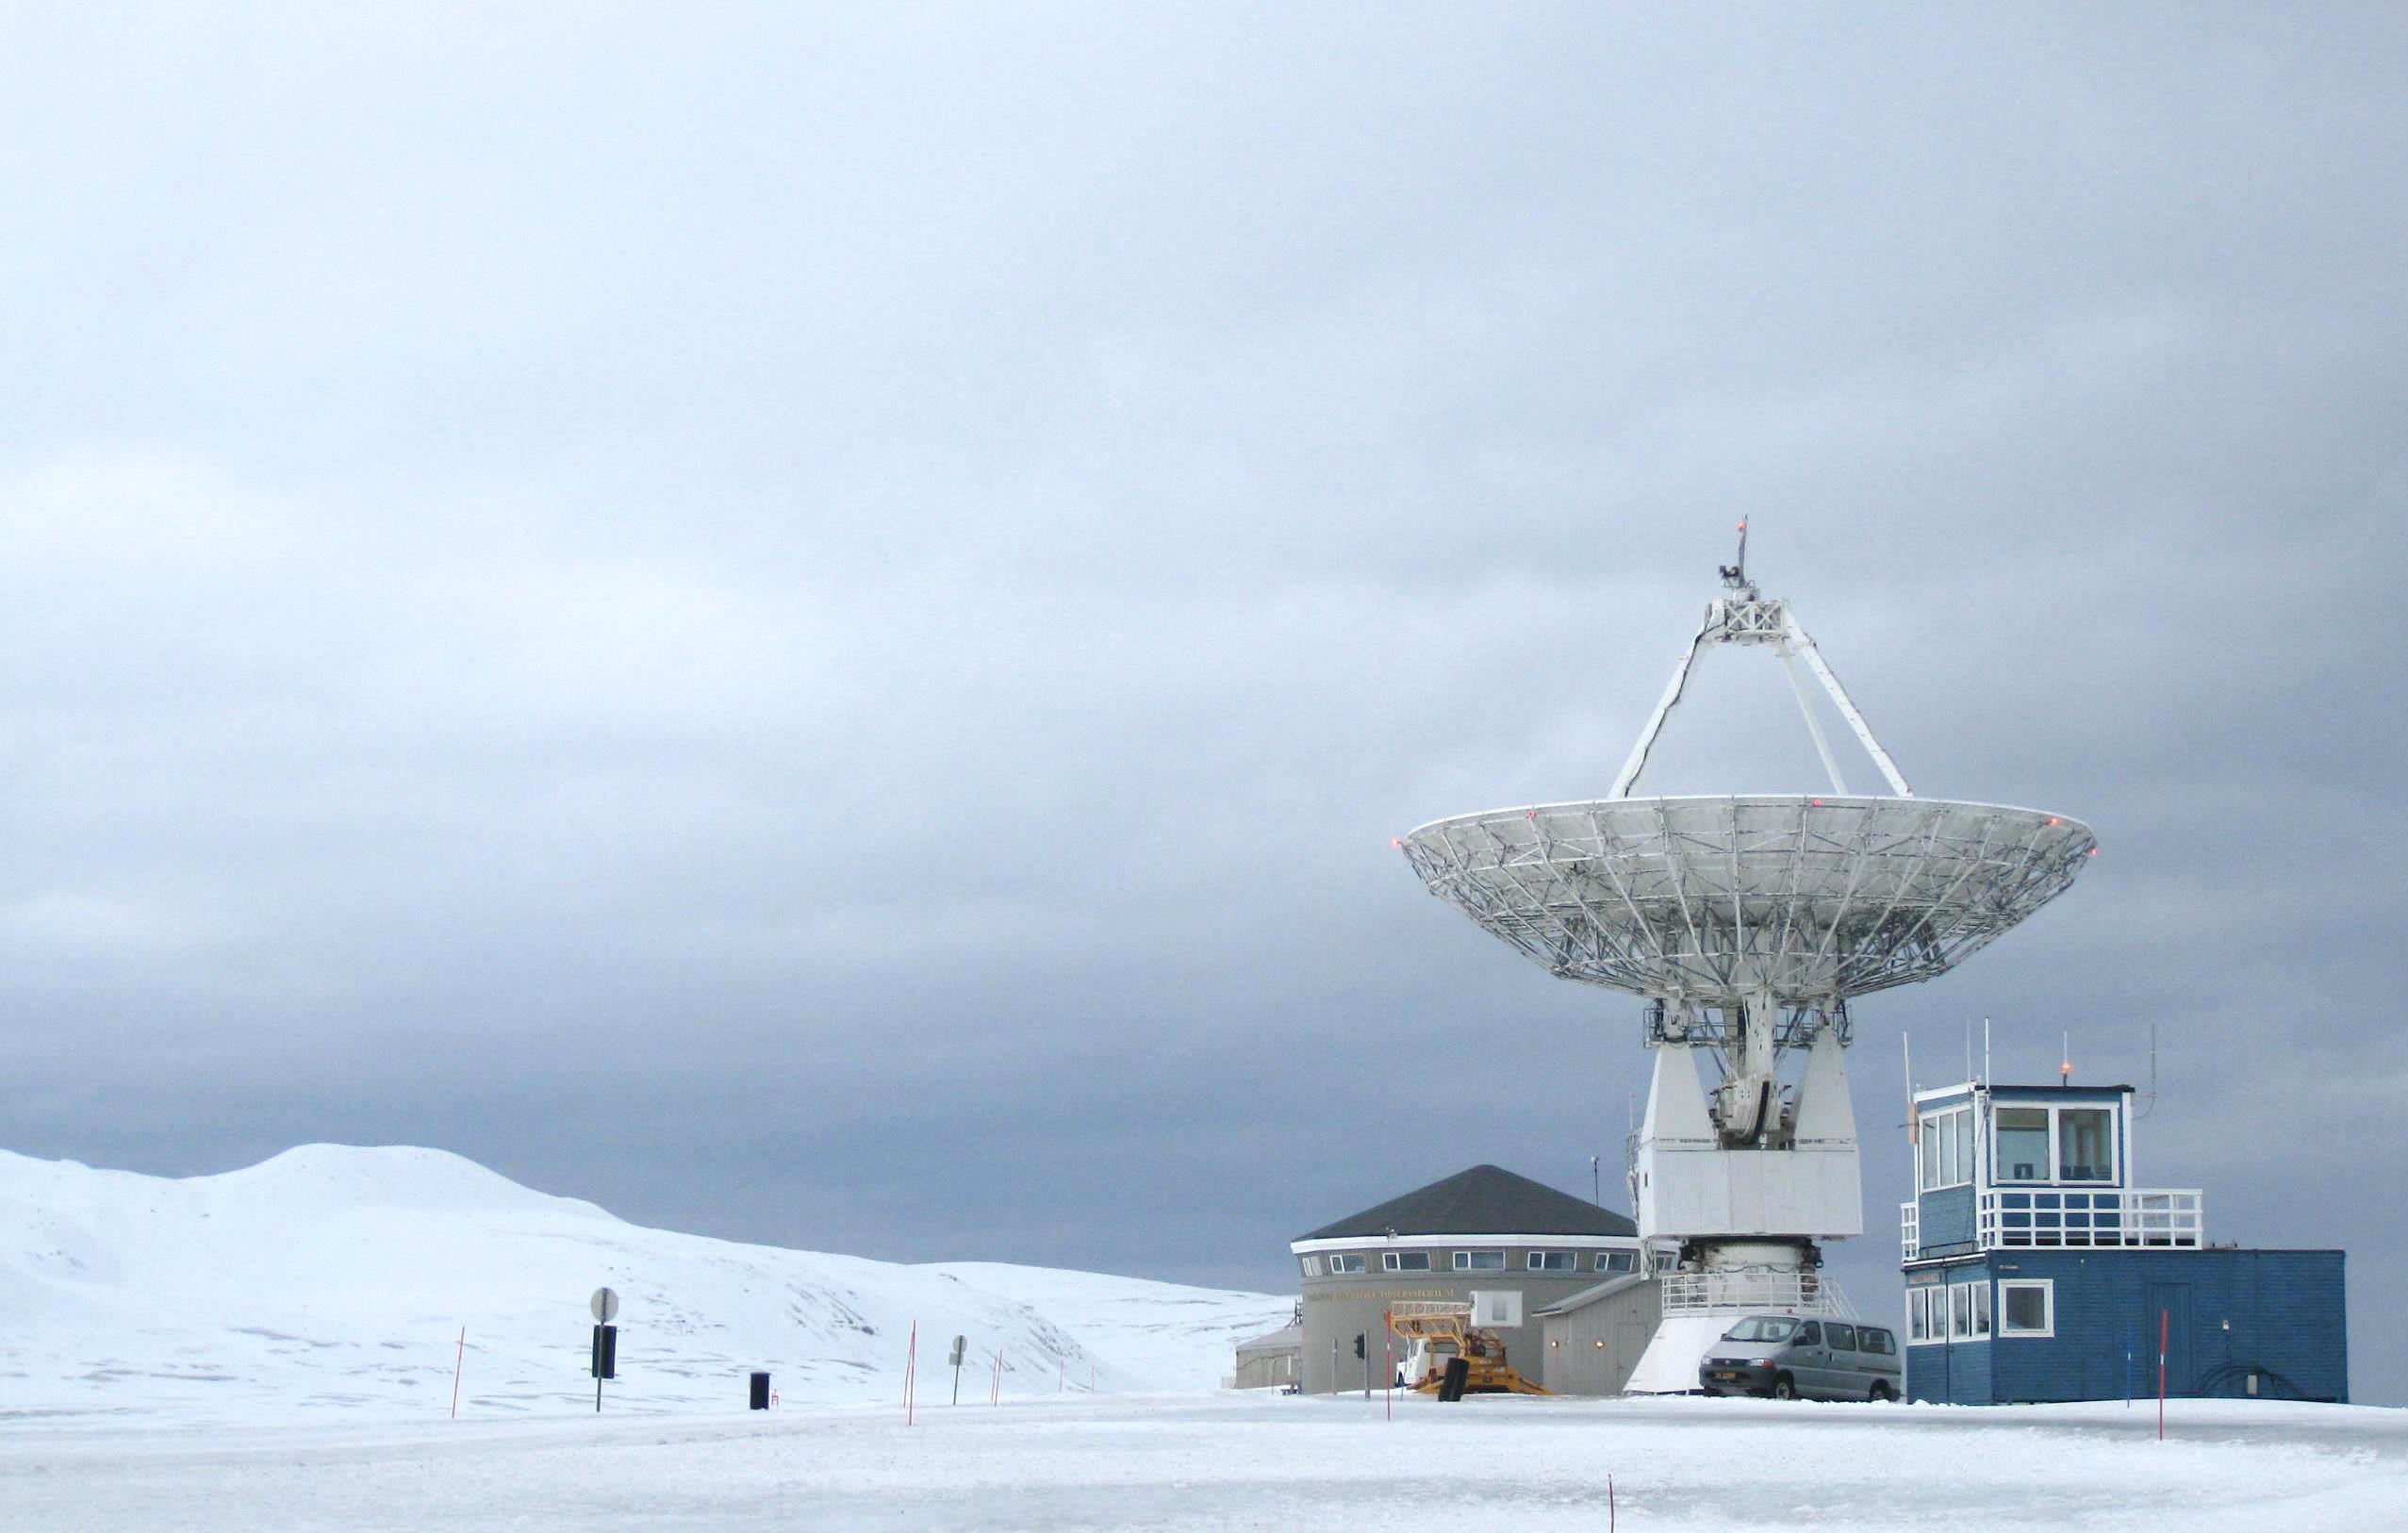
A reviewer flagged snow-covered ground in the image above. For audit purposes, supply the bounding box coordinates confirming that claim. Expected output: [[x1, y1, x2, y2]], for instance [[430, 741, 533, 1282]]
[[7, 1145, 2401, 1529], [0, 1145, 1288, 1423], [3, 1392, 2403, 1531]]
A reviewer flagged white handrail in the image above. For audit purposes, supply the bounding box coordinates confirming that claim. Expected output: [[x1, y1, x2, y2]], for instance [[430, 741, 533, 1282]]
[[1978, 1187, 2202, 1249], [1658, 1270, 1857, 1318]]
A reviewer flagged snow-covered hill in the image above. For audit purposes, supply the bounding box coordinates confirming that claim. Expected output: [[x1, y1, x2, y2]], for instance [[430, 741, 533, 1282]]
[[0, 1145, 1289, 1424]]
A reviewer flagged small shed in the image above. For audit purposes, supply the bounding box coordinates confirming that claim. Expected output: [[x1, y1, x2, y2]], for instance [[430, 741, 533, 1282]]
[[1231, 1324, 1302, 1390], [1535, 1275, 1663, 1394]]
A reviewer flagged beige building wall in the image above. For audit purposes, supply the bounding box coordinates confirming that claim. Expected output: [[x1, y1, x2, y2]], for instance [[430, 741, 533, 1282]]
[[1535, 1278, 1664, 1394], [1294, 1246, 1637, 1394], [1233, 1347, 1300, 1389]]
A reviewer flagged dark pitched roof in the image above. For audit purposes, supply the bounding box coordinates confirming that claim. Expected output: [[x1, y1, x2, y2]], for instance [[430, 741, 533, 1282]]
[[1296, 1163, 1636, 1242]]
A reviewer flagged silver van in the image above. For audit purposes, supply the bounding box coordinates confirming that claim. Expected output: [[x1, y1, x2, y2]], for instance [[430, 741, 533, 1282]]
[[1696, 1315, 1903, 1401]]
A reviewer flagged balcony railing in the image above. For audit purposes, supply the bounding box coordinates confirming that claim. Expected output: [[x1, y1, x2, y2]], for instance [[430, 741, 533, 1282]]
[[1658, 1269, 1855, 1318], [1980, 1188, 2202, 1249], [1904, 1188, 2205, 1260]]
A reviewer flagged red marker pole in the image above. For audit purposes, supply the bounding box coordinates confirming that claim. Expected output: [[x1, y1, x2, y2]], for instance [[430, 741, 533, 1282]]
[[2167, 1309, 2186, 1443], [450, 1327, 466, 1419]]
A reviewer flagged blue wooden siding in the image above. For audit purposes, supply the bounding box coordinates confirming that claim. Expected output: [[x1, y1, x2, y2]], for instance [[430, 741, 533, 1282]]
[[1902, 1261, 1989, 1403], [1905, 1249, 2347, 1404]]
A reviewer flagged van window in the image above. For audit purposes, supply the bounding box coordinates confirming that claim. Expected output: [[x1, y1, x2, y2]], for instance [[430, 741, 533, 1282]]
[[1825, 1323, 1857, 1350], [1859, 1327, 1896, 1356], [1796, 1322, 1822, 1346], [1723, 1316, 1800, 1343]]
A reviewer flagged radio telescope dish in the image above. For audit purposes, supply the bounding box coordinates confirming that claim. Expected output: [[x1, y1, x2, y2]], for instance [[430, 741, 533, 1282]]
[[1400, 795, 2095, 1009], [1403, 527, 2094, 1015], [1397, 532, 2099, 1367]]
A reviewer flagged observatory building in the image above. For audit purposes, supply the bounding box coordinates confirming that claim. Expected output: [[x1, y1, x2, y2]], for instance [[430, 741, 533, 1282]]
[[1286, 1163, 1657, 1395], [1901, 1078, 2348, 1404], [1400, 536, 2097, 1391]]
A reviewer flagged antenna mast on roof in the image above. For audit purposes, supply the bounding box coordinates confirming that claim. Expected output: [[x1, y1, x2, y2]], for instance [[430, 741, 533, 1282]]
[[2137, 1021, 2158, 1120], [1719, 519, 1753, 593]]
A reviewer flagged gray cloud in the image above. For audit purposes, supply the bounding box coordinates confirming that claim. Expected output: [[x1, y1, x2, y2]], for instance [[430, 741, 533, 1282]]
[[3, 4, 2402, 1399]]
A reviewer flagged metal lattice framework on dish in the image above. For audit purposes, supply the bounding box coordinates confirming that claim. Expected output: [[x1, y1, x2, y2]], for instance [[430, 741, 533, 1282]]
[[1398, 795, 2096, 1008]]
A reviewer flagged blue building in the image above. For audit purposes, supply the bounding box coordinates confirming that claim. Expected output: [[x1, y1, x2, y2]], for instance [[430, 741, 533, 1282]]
[[1900, 1080, 2347, 1404]]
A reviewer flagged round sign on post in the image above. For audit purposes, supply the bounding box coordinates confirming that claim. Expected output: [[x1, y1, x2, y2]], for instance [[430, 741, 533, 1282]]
[[591, 1287, 620, 1324]]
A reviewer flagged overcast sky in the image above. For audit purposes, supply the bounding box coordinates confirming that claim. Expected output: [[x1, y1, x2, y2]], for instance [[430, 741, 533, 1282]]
[[4, 5, 2403, 1403]]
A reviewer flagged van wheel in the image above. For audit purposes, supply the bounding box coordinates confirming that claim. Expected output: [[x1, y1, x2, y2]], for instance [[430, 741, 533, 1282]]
[[1772, 1375, 1797, 1400], [1870, 1381, 1896, 1402]]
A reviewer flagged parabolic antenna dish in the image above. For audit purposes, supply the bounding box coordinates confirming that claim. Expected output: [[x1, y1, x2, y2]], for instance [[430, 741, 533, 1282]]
[[1399, 795, 2095, 1006]]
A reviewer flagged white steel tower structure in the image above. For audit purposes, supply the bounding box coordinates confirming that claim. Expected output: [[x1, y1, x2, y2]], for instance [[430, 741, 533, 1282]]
[[1398, 533, 2095, 1390]]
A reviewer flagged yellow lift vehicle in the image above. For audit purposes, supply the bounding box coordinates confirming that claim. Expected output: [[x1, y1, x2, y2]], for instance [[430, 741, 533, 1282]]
[[1388, 1301, 1548, 1398]]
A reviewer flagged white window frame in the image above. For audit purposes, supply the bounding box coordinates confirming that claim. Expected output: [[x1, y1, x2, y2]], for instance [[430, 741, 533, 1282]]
[[1300, 1255, 1322, 1278], [1326, 1254, 1367, 1275], [1453, 1249, 1506, 1272], [1906, 1286, 1941, 1344], [1992, 1102, 2120, 1187], [1525, 1251, 1576, 1272], [2054, 1106, 2118, 1185], [1999, 1278, 2055, 1338], [1992, 1104, 2054, 1183], [1382, 1250, 1431, 1273], [1971, 1281, 1991, 1338], [1949, 1281, 1974, 1341], [1596, 1250, 1637, 1274], [1919, 1105, 1974, 1192]]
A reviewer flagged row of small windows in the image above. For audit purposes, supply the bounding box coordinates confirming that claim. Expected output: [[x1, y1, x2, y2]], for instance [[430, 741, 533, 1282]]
[[1907, 1278, 2053, 1343], [1302, 1249, 1640, 1278], [1917, 1103, 2119, 1190]]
